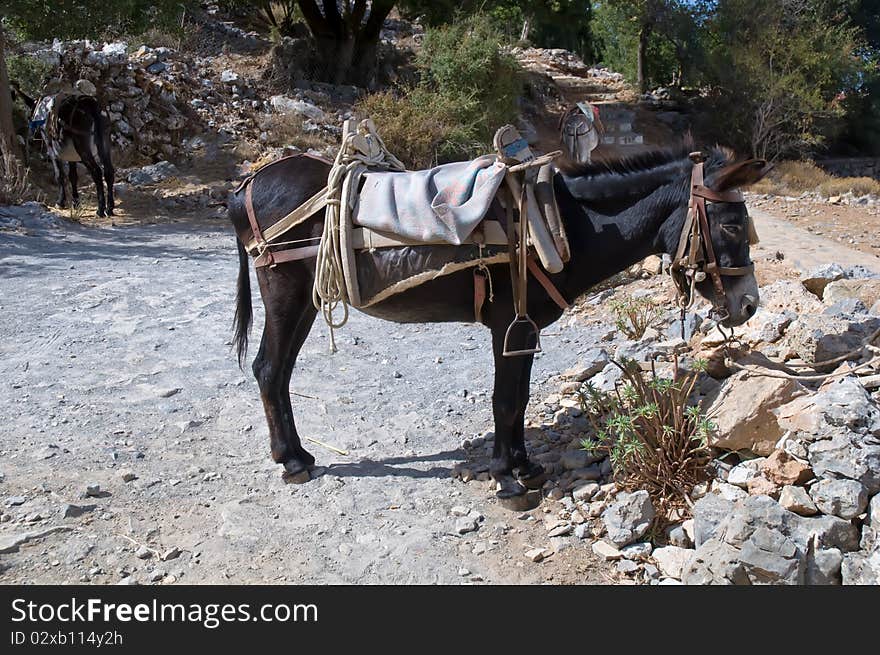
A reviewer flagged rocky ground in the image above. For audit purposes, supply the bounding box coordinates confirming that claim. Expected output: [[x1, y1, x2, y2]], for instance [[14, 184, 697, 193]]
[[3, 11, 880, 585]]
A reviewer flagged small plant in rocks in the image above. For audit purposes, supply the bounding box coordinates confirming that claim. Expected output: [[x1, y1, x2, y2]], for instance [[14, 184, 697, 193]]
[[578, 357, 713, 518], [609, 296, 662, 340]]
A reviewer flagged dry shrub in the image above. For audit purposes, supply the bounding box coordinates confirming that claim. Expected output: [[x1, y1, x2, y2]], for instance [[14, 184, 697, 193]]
[[579, 358, 713, 518], [357, 89, 482, 169], [610, 296, 662, 340], [258, 113, 334, 151], [817, 176, 880, 197], [0, 151, 34, 205], [752, 159, 880, 197]]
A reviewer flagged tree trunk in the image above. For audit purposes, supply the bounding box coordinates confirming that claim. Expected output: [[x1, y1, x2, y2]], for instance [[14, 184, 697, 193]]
[[637, 24, 649, 95], [0, 28, 21, 162], [296, 0, 394, 88], [520, 17, 531, 42]]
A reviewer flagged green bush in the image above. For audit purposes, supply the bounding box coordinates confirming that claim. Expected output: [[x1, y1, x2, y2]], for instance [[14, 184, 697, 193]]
[[6, 54, 55, 98], [579, 358, 713, 518], [358, 14, 522, 167]]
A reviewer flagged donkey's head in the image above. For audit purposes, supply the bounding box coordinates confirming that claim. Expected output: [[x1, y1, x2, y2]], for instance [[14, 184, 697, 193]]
[[673, 153, 768, 327]]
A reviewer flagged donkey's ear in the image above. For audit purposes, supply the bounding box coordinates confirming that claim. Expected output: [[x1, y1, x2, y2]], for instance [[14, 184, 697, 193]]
[[710, 159, 770, 191]]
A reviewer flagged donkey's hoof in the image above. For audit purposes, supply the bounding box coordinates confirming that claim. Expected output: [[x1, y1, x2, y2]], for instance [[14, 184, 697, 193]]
[[281, 460, 311, 484], [296, 447, 316, 467], [494, 476, 528, 499], [516, 463, 547, 490]]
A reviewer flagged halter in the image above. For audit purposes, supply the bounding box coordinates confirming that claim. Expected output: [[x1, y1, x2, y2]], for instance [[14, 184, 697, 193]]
[[670, 152, 758, 324]]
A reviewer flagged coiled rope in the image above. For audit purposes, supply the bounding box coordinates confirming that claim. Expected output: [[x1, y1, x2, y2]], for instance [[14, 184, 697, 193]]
[[312, 119, 405, 352]]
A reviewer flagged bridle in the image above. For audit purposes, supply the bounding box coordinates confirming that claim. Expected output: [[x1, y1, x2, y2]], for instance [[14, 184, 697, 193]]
[[670, 152, 758, 323]]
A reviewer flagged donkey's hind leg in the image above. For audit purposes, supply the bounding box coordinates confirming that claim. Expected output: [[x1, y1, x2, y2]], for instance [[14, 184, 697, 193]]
[[51, 158, 67, 209], [253, 262, 318, 482], [67, 163, 80, 208]]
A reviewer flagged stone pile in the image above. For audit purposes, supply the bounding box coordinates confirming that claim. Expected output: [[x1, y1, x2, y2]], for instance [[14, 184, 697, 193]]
[[457, 261, 880, 584], [19, 40, 204, 160], [16, 35, 348, 171]]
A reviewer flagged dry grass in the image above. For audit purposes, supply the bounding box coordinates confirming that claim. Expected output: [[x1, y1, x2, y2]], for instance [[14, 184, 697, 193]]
[[0, 152, 36, 205], [752, 160, 880, 198], [579, 357, 713, 520], [258, 113, 334, 152]]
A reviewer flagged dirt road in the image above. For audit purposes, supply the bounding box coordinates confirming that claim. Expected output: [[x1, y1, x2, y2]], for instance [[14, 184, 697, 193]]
[[0, 204, 617, 584], [1, 189, 875, 586]]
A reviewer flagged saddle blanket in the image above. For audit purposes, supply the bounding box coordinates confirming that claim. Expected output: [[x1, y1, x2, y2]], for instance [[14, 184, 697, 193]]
[[31, 95, 56, 130], [353, 154, 507, 245]]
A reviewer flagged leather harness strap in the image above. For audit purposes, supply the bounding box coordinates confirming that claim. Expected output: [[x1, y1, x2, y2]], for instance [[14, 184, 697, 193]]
[[254, 244, 320, 268], [670, 155, 755, 320], [244, 181, 274, 268], [527, 256, 570, 311]]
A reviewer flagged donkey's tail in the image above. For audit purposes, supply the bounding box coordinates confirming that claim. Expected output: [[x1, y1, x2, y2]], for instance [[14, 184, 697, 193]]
[[233, 237, 253, 370]]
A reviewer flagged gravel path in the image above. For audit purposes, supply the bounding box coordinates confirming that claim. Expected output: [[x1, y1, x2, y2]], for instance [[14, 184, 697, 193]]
[[749, 207, 880, 274], [1, 196, 874, 585], [0, 205, 605, 585]]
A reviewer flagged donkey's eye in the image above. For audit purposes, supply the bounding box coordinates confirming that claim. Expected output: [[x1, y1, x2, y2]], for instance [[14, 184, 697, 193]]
[[722, 224, 742, 236]]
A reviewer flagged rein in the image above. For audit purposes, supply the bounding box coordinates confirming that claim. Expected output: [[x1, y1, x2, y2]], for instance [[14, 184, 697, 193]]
[[670, 153, 756, 326]]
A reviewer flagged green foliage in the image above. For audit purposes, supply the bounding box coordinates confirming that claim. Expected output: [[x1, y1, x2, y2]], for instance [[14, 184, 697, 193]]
[[609, 296, 662, 340], [401, 1, 594, 61], [836, 0, 880, 155], [591, 0, 704, 89], [579, 358, 712, 516], [416, 15, 521, 136], [359, 14, 522, 167], [703, 0, 864, 159], [5, 54, 53, 97], [2, 1, 189, 41]]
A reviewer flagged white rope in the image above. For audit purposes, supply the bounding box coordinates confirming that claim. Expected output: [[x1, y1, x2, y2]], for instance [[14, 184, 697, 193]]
[[312, 120, 406, 352]]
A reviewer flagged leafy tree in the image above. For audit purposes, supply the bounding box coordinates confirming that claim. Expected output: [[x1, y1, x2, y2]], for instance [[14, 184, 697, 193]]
[[592, 0, 701, 92], [229, 1, 396, 87], [1, 0, 187, 41], [704, 0, 864, 159], [0, 28, 19, 161], [401, 1, 594, 61], [836, 0, 880, 154]]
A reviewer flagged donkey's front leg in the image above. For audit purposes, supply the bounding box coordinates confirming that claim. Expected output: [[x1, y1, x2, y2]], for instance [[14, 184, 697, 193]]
[[511, 353, 546, 490]]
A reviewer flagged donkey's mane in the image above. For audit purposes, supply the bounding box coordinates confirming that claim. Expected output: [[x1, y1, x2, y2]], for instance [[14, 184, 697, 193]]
[[559, 143, 736, 203], [560, 145, 693, 179]]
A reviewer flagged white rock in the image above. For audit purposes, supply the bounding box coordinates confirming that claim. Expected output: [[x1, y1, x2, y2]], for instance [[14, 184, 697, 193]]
[[714, 482, 749, 502], [727, 463, 759, 489], [652, 546, 694, 580], [592, 540, 622, 561], [621, 542, 653, 560]]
